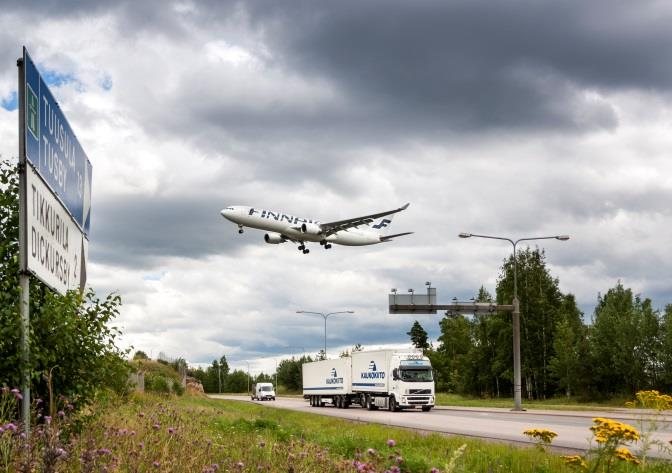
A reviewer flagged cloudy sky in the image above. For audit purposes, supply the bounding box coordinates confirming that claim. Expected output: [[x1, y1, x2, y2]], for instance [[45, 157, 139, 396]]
[[1, 0, 671, 374]]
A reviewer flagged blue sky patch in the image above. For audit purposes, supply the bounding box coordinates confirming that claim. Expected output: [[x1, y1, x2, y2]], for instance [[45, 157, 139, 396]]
[[43, 69, 77, 87], [143, 271, 167, 281], [42, 69, 85, 92], [1, 91, 18, 111], [99, 74, 113, 91]]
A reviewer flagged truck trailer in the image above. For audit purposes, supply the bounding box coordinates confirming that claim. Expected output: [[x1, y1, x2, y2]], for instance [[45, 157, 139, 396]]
[[302, 349, 434, 411]]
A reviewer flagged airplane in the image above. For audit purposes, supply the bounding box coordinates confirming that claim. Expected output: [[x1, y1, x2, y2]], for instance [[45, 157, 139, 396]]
[[220, 203, 413, 254]]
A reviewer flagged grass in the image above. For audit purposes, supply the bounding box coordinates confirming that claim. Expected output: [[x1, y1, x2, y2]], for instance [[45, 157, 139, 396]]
[[2, 391, 667, 472], [434, 393, 631, 411]]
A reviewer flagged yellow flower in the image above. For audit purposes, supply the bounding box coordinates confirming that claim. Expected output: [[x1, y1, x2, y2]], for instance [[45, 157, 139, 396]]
[[590, 418, 640, 443], [614, 447, 640, 465], [631, 390, 672, 410], [562, 455, 588, 470], [523, 428, 557, 444]]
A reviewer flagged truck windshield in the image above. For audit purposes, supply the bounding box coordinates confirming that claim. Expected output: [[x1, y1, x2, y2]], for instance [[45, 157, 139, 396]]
[[399, 369, 433, 382], [261, 386, 273, 391]]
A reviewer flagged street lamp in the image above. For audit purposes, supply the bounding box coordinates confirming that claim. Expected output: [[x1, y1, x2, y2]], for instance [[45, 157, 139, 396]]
[[459, 232, 569, 411], [296, 310, 355, 358], [246, 361, 250, 395]]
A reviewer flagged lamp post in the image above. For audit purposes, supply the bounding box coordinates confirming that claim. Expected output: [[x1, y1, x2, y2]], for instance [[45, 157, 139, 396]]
[[296, 310, 355, 358], [459, 232, 569, 411], [246, 361, 250, 395]]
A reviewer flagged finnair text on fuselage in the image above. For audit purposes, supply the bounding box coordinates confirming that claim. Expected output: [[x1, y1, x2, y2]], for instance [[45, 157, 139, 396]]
[[247, 208, 319, 226]]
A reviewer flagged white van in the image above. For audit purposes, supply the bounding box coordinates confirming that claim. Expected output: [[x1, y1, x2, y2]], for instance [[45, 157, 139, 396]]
[[251, 382, 276, 401]]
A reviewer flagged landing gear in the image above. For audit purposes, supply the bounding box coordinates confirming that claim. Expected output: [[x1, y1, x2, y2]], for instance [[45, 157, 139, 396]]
[[319, 240, 332, 249], [298, 243, 310, 254], [237, 225, 244, 234]]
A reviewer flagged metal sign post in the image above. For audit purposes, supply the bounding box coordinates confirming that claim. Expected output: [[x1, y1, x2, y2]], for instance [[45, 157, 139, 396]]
[[17, 55, 30, 435]]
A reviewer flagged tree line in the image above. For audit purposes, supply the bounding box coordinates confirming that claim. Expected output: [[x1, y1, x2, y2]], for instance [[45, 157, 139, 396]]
[[189, 355, 316, 393], [412, 248, 672, 400]]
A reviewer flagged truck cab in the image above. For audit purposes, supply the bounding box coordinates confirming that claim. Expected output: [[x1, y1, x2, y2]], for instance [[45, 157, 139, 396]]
[[388, 355, 435, 410], [251, 382, 276, 401]]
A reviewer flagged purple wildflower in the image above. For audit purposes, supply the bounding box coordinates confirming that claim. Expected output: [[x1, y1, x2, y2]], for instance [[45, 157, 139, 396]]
[[56, 447, 67, 458], [396, 456, 403, 464], [235, 461, 244, 469], [44, 416, 52, 425], [430, 468, 440, 473], [168, 427, 175, 434], [67, 403, 74, 410], [390, 467, 401, 473], [152, 423, 160, 430], [153, 461, 160, 468], [138, 412, 145, 418], [58, 410, 65, 417], [4, 423, 17, 432], [97, 448, 112, 456], [386, 439, 396, 447]]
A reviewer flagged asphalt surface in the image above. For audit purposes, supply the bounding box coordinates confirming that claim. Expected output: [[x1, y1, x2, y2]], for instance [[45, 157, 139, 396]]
[[209, 395, 672, 459]]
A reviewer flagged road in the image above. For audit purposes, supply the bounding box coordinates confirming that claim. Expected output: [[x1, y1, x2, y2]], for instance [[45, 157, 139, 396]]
[[209, 395, 672, 459]]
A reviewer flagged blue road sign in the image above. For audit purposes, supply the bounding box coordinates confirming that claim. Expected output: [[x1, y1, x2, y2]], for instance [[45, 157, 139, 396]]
[[23, 47, 92, 236]]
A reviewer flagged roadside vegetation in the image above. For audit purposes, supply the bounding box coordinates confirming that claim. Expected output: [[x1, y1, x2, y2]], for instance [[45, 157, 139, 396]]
[[2, 388, 672, 472]]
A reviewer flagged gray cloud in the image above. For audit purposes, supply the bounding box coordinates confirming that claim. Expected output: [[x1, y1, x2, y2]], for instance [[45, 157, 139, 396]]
[[90, 194, 245, 268]]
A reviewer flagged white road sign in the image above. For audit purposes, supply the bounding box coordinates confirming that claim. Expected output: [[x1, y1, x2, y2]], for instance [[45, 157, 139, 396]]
[[26, 165, 87, 294]]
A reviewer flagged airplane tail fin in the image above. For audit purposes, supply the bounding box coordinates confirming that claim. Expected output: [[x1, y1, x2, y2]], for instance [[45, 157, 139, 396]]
[[369, 213, 397, 234], [379, 232, 414, 242]]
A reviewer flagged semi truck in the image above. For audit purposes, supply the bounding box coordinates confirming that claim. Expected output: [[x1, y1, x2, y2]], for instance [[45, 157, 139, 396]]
[[302, 349, 434, 411]]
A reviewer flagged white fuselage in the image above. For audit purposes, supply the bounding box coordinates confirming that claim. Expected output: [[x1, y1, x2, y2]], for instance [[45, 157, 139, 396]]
[[221, 206, 382, 246]]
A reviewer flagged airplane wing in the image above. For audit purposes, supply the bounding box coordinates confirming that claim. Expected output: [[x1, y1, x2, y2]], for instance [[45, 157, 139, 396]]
[[320, 203, 410, 236]]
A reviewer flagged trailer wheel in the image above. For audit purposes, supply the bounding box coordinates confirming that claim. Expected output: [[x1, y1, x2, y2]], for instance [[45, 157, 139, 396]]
[[360, 394, 367, 409]]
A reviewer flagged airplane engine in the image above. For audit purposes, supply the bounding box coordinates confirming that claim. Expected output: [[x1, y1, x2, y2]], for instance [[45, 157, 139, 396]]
[[264, 232, 286, 244], [301, 223, 322, 235]]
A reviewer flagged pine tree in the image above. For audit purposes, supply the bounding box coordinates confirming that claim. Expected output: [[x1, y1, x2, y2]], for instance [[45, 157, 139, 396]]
[[407, 320, 430, 352]]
